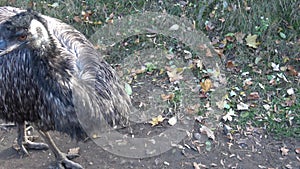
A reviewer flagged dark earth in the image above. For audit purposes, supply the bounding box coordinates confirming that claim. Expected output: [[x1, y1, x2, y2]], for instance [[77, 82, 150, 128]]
[[0, 123, 299, 169]]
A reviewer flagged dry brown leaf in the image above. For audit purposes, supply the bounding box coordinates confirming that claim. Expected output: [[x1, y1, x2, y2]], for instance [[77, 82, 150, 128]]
[[186, 104, 200, 114], [73, 16, 82, 23], [287, 65, 299, 76], [295, 147, 300, 154], [225, 35, 235, 42], [284, 99, 295, 107], [166, 67, 183, 82], [198, 44, 208, 50], [226, 60, 236, 68], [219, 17, 225, 23], [161, 93, 175, 101], [206, 48, 213, 57], [205, 21, 215, 31], [200, 79, 212, 93], [213, 48, 224, 57], [68, 147, 80, 155], [234, 32, 246, 44], [200, 125, 215, 140], [247, 92, 260, 100]]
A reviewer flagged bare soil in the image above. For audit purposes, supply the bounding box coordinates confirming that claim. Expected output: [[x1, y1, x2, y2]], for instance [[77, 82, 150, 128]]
[[0, 122, 299, 169]]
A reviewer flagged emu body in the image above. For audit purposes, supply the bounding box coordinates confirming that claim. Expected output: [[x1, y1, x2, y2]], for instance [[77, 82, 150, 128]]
[[0, 6, 130, 169]]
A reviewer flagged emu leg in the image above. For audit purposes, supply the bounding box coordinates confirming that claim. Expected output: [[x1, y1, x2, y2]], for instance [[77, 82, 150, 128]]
[[17, 122, 49, 155], [38, 131, 83, 169]]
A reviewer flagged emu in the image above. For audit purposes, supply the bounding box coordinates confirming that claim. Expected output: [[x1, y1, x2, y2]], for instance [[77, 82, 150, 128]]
[[0, 6, 130, 169]]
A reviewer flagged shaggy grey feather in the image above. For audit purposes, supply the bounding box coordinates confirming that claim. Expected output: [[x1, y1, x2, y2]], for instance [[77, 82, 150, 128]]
[[0, 6, 131, 168]]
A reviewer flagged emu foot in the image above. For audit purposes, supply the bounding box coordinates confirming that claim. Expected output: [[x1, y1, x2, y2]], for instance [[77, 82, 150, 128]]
[[14, 123, 49, 156], [54, 153, 82, 169], [13, 136, 49, 156]]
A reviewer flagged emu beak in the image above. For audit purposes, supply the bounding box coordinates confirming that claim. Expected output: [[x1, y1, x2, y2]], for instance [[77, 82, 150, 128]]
[[0, 41, 27, 57]]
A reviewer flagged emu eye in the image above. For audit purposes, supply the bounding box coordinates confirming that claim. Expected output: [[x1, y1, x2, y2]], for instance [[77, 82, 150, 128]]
[[18, 35, 27, 41]]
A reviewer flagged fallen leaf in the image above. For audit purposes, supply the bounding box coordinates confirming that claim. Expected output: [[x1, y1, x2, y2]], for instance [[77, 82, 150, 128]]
[[183, 50, 192, 59], [287, 65, 298, 76], [229, 90, 237, 97], [237, 102, 249, 110], [206, 48, 213, 57], [161, 93, 175, 101], [124, 83, 132, 95], [271, 62, 280, 71], [214, 48, 224, 57], [287, 88, 294, 95], [241, 72, 249, 76], [68, 147, 80, 155], [235, 32, 246, 44], [216, 99, 229, 109], [223, 109, 236, 122], [166, 67, 184, 82], [255, 56, 262, 64], [245, 34, 260, 48], [225, 33, 235, 42], [219, 17, 225, 23], [82, 10, 93, 21], [200, 79, 212, 93], [186, 104, 200, 114], [169, 24, 179, 31], [243, 78, 253, 86], [48, 2, 59, 8], [73, 16, 82, 23], [193, 162, 201, 169], [258, 83, 265, 90], [263, 104, 270, 110], [279, 32, 286, 39], [200, 125, 215, 140], [133, 66, 146, 74], [295, 148, 300, 154], [198, 44, 208, 51], [280, 147, 289, 156], [149, 115, 165, 126], [193, 59, 203, 70], [205, 21, 215, 31], [226, 60, 236, 68], [284, 99, 295, 107], [168, 116, 177, 126], [247, 92, 260, 100]]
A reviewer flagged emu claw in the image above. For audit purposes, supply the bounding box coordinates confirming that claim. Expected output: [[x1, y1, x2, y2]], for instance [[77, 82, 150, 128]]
[[56, 153, 83, 169], [24, 139, 49, 150], [13, 138, 49, 156], [61, 158, 83, 169]]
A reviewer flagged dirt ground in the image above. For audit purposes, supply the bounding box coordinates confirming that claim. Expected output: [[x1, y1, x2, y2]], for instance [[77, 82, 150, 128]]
[[0, 123, 299, 169]]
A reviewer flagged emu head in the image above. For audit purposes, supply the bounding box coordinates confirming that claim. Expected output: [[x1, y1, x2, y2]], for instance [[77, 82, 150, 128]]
[[0, 10, 52, 56]]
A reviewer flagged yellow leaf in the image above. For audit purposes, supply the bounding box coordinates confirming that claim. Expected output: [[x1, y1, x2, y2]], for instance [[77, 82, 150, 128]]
[[245, 34, 260, 48], [200, 79, 212, 93], [149, 115, 165, 126]]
